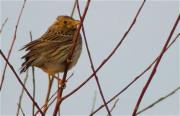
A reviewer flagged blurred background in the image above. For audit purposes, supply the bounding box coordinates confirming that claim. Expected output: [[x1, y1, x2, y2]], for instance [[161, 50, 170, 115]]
[[1, 0, 179, 115]]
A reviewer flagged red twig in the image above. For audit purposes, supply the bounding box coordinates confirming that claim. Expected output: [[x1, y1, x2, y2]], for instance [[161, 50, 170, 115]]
[[53, 0, 91, 115], [76, 1, 111, 115], [0, 0, 26, 91], [62, 0, 146, 102], [90, 33, 179, 115], [0, 50, 43, 115], [132, 14, 180, 116]]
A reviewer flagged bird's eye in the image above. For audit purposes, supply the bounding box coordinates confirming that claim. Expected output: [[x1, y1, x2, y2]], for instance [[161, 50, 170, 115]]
[[63, 21, 67, 24]]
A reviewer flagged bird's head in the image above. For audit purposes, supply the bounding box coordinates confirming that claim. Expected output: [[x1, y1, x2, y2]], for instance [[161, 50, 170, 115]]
[[50, 16, 80, 34]]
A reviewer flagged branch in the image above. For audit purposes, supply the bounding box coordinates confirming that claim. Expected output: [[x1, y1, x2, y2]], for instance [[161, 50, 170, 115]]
[[17, 103, 25, 116], [70, 0, 78, 17], [53, 0, 91, 115], [43, 75, 54, 114], [76, 1, 111, 115], [0, 17, 8, 34], [90, 91, 97, 114], [0, 50, 43, 115], [29, 31, 36, 116], [137, 86, 180, 115], [0, 0, 26, 91], [90, 32, 179, 115], [108, 98, 119, 116], [132, 14, 180, 116], [16, 70, 29, 116], [62, 0, 146, 102]]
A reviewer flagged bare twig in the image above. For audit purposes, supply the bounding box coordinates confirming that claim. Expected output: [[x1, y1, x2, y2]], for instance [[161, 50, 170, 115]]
[[0, 17, 8, 34], [17, 104, 25, 116], [0, 50, 43, 115], [57, 80, 60, 116], [43, 75, 54, 114], [0, 0, 27, 91], [90, 91, 97, 114], [76, 1, 111, 115], [66, 72, 74, 81], [29, 31, 36, 116], [53, 0, 91, 115], [137, 86, 180, 115], [70, 0, 78, 17], [132, 14, 180, 116], [108, 98, 119, 116], [16, 70, 29, 116], [62, 0, 146, 103], [90, 33, 179, 115]]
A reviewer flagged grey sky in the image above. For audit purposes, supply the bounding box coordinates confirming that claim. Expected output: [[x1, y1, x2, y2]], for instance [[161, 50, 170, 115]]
[[1, 0, 179, 115]]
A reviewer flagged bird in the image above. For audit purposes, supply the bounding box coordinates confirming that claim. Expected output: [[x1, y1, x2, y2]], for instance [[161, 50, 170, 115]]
[[20, 15, 82, 113], [20, 16, 82, 76]]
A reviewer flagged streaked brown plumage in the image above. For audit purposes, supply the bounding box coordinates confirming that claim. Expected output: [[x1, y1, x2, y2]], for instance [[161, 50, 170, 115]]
[[20, 16, 82, 75]]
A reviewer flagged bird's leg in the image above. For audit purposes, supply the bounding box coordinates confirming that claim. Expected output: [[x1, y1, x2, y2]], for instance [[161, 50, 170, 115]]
[[43, 74, 54, 114]]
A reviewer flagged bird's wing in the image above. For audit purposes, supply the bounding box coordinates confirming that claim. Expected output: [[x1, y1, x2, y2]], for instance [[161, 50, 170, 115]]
[[20, 31, 73, 73], [21, 30, 73, 51]]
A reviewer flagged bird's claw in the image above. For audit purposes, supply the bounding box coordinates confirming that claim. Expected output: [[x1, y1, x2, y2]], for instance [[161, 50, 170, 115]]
[[59, 79, 67, 89]]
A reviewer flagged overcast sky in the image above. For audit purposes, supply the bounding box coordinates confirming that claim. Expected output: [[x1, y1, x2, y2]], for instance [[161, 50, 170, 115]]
[[1, 0, 179, 116]]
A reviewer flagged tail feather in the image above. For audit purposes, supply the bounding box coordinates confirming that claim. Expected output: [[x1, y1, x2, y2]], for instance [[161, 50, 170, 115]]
[[20, 56, 35, 73], [20, 65, 28, 73], [20, 39, 41, 51], [20, 40, 40, 73]]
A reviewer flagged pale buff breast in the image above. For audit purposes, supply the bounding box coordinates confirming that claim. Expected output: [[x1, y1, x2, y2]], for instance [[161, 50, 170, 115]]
[[35, 39, 82, 75]]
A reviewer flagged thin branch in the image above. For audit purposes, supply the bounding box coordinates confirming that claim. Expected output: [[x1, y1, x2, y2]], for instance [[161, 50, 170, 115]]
[[0, 50, 43, 115], [57, 79, 60, 116], [76, 1, 111, 115], [90, 91, 97, 114], [90, 33, 179, 115], [137, 86, 180, 115], [53, 0, 91, 115], [62, 0, 146, 102], [132, 14, 180, 116], [43, 75, 54, 114], [17, 104, 25, 116], [0, 0, 27, 91], [32, 58, 36, 115], [66, 72, 74, 81], [29, 31, 36, 116], [70, 0, 78, 17], [0, 17, 8, 34], [108, 98, 119, 116], [16, 70, 29, 116]]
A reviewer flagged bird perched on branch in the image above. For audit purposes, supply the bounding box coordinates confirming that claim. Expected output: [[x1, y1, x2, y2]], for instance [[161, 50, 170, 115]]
[[20, 16, 82, 76]]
